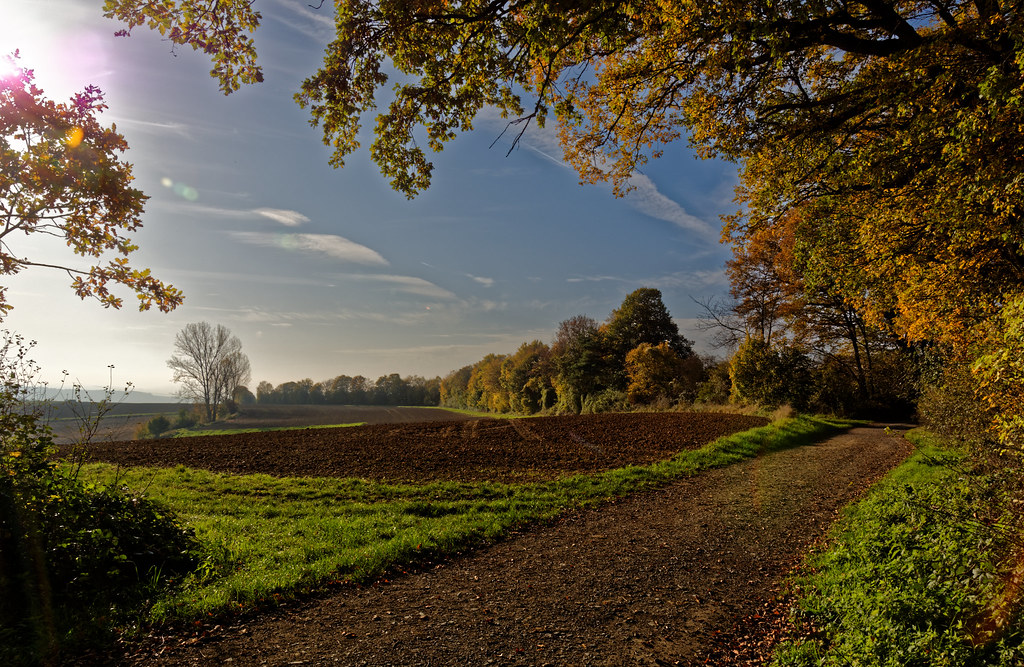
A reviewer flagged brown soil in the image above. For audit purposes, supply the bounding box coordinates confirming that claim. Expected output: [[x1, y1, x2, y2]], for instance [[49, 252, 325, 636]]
[[221, 405, 482, 429], [104, 422, 911, 666], [48, 405, 475, 445], [74, 412, 770, 483]]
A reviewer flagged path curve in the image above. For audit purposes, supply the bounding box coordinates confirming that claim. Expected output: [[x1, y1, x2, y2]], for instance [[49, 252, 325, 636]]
[[126, 424, 912, 666]]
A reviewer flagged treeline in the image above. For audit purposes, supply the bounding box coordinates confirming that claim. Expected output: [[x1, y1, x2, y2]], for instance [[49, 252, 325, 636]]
[[247, 277, 924, 420], [440, 288, 718, 415], [248, 373, 441, 406], [441, 281, 921, 420]]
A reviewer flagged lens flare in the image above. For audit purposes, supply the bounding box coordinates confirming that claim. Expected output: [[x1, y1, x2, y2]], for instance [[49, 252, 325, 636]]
[[970, 549, 1024, 646], [66, 126, 84, 148], [0, 57, 19, 81], [161, 177, 199, 201]]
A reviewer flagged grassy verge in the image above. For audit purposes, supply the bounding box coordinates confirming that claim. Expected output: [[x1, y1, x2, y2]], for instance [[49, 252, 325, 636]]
[[772, 429, 1024, 666], [76, 415, 850, 624], [432, 406, 526, 419], [172, 422, 365, 437]]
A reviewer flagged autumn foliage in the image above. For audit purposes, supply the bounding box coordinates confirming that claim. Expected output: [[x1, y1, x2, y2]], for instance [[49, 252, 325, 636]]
[[442, 288, 703, 414], [0, 54, 182, 317]]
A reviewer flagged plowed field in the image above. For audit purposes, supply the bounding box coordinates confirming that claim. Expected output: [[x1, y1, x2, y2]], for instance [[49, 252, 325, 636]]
[[76, 412, 769, 482]]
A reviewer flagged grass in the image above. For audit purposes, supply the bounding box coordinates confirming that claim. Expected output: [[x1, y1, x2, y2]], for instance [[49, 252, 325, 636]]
[[432, 406, 527, 419], [771, 429, 1024, 666], [75, 414, 852, 624], [172, 422, 365, 437]]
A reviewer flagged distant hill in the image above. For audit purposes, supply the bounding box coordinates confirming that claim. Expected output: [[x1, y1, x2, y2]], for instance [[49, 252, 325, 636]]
[[31, 386, 178, 404]]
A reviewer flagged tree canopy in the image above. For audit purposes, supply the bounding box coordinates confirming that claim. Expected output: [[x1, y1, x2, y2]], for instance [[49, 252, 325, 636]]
[[0, 55, 183, 317]]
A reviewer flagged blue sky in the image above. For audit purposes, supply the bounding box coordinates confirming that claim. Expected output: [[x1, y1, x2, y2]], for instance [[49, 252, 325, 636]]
[[2, 0, 738, 397]]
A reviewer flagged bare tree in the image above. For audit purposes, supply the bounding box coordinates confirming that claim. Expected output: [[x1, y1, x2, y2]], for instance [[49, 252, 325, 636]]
[[691, 295, 747, 351], [168, 322, 251, 422]]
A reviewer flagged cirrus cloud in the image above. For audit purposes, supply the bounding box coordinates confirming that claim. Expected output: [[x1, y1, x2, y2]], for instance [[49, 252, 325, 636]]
[[338, 273, 457, 300], [252, 208, 310, 226], [231, 231, 389, 266]]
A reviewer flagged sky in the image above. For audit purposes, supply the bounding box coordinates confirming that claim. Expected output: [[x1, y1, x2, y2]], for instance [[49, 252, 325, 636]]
[[1, 0, 740, 399]]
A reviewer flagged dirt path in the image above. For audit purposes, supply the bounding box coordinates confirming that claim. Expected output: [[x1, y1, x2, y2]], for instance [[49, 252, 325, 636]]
[[125, 425, 911, 666]]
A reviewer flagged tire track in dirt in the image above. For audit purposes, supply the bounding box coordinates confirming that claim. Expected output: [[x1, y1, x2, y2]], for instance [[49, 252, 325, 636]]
[[125, 425, 911, 666]]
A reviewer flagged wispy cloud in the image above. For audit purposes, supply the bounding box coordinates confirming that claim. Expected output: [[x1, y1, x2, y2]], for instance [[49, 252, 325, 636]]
[[166, 203, 313, 226], [202, 305, 435, 328], [624, 174, 719, 240], [567, 275, 628, 283], [468, 274, 495, 288], [113, 117, 194, 139], [266, 0, 335, 41], [338, 274, 458, 300], [231, 232, 389, 266], [478, 108, 720, 241], [252, 208, 309, 226], [645, 268, 729, 291]]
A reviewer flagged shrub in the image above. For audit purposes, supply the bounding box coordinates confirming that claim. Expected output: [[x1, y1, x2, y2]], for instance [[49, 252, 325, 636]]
[[2, 458, 200, 663], [917, 353, 996, 452], [730, 338, 812, 410], [172, 406, 199, 429], [146, 414, 171, 437], [580, 389, 628, 414], [0, 334, 200, 664], [695, 359, 732, 405]]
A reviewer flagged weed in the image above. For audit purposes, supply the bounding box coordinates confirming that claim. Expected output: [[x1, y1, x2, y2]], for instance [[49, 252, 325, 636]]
[[772, 429, 1024, 666]]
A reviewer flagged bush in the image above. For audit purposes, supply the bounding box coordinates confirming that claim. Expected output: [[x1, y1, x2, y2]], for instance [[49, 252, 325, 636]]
[[146, 414, 172, 437], [695, 359, 731, 405], [0, 334, 200, 663], [1, 419, 200, 664], [917, 354, 996, 451], [580, 389, 628, 414], [730, 338, 812, 410], [172, 406, 199, 429], [134, 414, 174, 439]]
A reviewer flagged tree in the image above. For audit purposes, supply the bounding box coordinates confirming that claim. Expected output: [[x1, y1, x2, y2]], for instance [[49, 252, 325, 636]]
[[106, 1, 1024, 335], [624, 342, 688, 405], [255, 380, 275, 403], [604, 288, 691, 357], [550, 315, 604, 413], [500, 340, 553, 414], [467, 353, 508, 413], [440, 365, 473, 408], [0, 54, 182, 316], [601, 288, 692, 389], [729, 337, 812, 410], [373, 373, 409, 405], [704, 209, 916, 414], [167, 322, 250, 422], [232, 385, 256, 406]]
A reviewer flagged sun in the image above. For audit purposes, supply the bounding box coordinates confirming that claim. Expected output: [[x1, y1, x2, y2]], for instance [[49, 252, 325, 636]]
[[0, 54, 20, 81], [0, 3, 113, 98]]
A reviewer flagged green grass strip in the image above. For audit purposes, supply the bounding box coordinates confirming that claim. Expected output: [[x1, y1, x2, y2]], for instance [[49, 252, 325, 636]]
[[772, 429, 1024, 667], [172, 422, 365, 437], [76, 415, 850, 623], [432, 406, 526, 419]]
